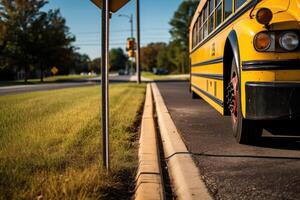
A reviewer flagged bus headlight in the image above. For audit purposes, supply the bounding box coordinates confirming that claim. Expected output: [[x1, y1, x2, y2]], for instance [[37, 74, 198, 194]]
[[279, 32, 299, 51], [254, 32, 273, 51]]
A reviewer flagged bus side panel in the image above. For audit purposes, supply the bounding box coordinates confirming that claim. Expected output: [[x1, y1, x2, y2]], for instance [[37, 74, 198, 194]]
[[190, 24, 234, 115]]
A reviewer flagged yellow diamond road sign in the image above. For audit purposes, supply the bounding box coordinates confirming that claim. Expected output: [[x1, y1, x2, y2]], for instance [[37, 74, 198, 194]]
[[91, 0, 130, 12], [51, 66, 59, 75]]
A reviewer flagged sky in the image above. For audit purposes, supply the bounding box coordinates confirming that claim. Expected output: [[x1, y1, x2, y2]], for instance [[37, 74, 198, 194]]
[[44, 0, 183, 60]]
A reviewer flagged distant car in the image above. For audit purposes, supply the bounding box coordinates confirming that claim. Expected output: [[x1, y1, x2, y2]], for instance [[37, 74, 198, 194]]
[[154, 69, 169, 75], [118, 69, 126, 75]]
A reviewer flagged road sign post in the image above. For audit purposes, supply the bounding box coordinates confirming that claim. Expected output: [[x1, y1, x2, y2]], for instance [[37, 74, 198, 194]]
[[136, 0, 141, 84], [101, 0, 110, 171], [90, 0, 130, 171]]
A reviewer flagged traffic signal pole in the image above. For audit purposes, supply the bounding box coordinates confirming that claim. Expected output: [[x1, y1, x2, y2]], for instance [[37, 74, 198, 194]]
[[119, 14, 134, 75], [136, 0, 141, 84], [101, 0, 110, 171], [130, 14, 134, 75], [130, 14, 133, 38]]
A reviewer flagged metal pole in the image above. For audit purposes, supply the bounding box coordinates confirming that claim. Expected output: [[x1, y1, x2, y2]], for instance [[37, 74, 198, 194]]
[[130, 14, 133, 39], [130, 14, 134, 75], [136, 0, 141, 84], [101, 0, 110, 171]]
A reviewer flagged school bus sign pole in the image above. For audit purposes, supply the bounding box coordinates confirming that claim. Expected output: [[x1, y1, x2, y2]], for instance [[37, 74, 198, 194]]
[[90, 0, 130, 171]]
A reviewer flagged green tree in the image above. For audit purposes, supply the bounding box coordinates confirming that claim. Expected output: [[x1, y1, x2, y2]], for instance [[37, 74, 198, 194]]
[[31, 9, 75, 82], [140, 42, 166, 72], [0, 0, 75, 82], [0, 0, 48, 82], [69, 52, 90, 74], [88, 57, 101, 74], [109, 48, 128, 71], [157, 43, 175, 72], [169, 0, 199, 73]]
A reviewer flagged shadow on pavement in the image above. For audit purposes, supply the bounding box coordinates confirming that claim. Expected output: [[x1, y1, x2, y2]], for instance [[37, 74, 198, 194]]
[[191, 151, 300, 160], [253, 136, 300, 151], [153, 80, 189, 83]]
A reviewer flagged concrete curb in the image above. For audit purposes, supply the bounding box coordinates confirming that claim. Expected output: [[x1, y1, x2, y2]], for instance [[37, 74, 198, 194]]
[[135, 84, 165, 200], [151, 83, 212, 200]]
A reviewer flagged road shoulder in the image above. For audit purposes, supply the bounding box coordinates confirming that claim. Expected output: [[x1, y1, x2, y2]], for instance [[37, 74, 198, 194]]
[[151, 83, 212, 200]]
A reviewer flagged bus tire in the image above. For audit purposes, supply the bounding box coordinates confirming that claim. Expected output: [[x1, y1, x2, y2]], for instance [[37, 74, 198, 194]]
[[228, 58, 262, 144]]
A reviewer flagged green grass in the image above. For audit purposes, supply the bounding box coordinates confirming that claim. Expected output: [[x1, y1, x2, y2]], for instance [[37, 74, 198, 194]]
[[142, 72, 189, 81], [0, 75, 96, 86], [0, 84, 145, 199]]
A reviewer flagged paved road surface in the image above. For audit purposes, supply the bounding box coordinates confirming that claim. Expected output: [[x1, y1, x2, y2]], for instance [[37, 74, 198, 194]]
[[0, 82, 97, 96], [157, 82, 300, 200], [0, 75, 150, 96]]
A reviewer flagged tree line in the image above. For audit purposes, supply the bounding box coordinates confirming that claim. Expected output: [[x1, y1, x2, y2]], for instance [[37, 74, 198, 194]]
[[108, 0, 199, 74], [141, 0, 199, 74], [0, 0, 96, 82], [0, 0, 198, 82], [87, 0, 199, 75]]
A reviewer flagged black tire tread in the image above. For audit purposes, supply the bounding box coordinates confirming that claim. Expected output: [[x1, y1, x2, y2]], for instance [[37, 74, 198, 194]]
[[230, 58, 263, 144]]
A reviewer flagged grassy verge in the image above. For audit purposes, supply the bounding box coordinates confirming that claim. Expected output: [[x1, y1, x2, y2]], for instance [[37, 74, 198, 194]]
[[0, 75, 96, 86], [142, 72, 189, 81], [0, 83, 145, 199]]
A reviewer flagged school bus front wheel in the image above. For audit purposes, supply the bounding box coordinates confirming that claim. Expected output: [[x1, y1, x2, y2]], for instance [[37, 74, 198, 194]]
[[228, 57, 263, 144]]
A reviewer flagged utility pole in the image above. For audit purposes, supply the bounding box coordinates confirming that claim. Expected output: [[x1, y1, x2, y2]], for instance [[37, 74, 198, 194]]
[[130, 14, 134, 75], [119, 14, 134, 75], [130, 14, 133, 39], [101, 0, 110, 171], [136, 0, 141, 84]]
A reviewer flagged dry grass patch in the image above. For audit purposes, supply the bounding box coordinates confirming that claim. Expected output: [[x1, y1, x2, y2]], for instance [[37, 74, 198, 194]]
[[0, 84, 145, 199]]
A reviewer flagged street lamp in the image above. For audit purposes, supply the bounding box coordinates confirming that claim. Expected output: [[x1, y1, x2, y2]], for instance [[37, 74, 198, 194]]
[[118, 14, 134, 75], [118, 14, 133, 39]]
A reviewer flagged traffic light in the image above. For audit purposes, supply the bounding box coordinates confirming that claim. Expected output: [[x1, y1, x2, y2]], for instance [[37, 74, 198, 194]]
[[128, 50, 135, 58], [126, 38, 135, 51]]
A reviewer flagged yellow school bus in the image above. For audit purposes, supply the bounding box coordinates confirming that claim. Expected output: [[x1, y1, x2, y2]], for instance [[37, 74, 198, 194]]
[[189, 0, 300, 144]]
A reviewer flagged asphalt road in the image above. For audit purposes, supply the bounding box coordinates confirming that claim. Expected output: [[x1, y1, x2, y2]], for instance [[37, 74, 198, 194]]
[[0, 81, 97, 96], [157, 82, 300, 200], [0, 75, 150, 96]]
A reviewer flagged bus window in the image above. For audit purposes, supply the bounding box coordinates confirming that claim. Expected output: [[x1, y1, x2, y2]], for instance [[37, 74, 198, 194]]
[[193, 26, 196, 47], [198, 15, 201, 43], [194, 25, 197, 47], [216, 0, 223, 27], [209, 0, 214, 13], [204, 21, 208, 38], [203, 5, 208, 38], [224, 0, 233, 19], [235, 0, 246, 10], [195, 19, 198, 44], [208, 0, 214, 33], [200, 12, 203, 41], [199, 13, 202, 42]]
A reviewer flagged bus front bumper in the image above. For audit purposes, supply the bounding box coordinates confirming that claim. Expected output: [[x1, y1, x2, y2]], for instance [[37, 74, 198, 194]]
[[245, 82, 300, 120]]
